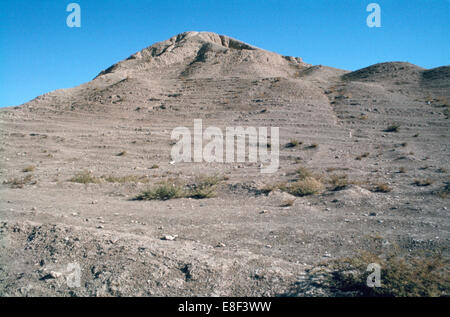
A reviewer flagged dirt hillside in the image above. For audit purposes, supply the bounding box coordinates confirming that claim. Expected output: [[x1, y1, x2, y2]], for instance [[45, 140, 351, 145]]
[[0, 32, 449, 297]]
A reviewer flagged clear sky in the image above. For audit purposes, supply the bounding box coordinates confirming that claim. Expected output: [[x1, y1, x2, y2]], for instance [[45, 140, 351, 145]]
[[0, 0, 448, 107]]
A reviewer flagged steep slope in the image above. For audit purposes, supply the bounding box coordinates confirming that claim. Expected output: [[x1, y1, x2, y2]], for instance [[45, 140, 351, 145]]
[[96, 31, 308, 80]]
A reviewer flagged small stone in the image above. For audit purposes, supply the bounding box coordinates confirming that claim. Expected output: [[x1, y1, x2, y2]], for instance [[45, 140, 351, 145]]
[[260, 210, 269, 214], [216, 242, 226, 248], [162, 235, 177, 241], [31, 207, 37, 211], [49, 271, 62, 279], [369, 212, 377, 216], [97, 225, 104, 229]]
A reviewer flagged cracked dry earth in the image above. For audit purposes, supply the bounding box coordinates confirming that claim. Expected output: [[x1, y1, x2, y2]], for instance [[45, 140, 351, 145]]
[[0, 32, 449, 296]]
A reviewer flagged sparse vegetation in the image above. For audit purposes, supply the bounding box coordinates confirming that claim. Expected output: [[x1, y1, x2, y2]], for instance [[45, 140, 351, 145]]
[[135, 182, 184, 201], [307, 143, 319, 149], [6, 174, 36, 189], [385, 124, 400, 132], [325, 251, 449, 297], [185, 176, 220, 199], [22, 165, 36, 173], [134, 175, 224, 201], [69, 171, 101, 184], [281, 177, 324, 197], [285, 139, 302, 148], [328, 174, 349, 191], [413, 179, 433, 187], [150, 164, 159, 169], [372, 183, 392, 193], [355, 152, 370, 160], [296, 166, 312, 179]]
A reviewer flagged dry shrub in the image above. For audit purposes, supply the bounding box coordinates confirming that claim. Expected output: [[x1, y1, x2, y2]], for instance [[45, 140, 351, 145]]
[[326, 252, 449, 297], [70, 171, 101, 184], [413, 179, 434, 187], [373, 183, 392, 193], [6, 174, 36, 189], [22, 165, 36, 173], [185, 175, 223, 199], [134, 182, 184, 201], [329, 174, 349, 191], [296, 167, 312, 180], [384, 124, 400, 132], [283, 177, 324, 197], [135, 175, 224, 201], [286, 140, 302, 148]]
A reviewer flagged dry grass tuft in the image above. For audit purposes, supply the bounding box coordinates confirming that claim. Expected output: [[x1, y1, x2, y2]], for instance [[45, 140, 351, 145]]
[[22, 165, 36, 173], [328, 174, 350, 191], [282, 177, 325, 197], [413, 179, 434, 187], [69, 171, 101, 184], [134, 175, 224, 201], [6, 174, 36, 189], [372, 183, 392, 193], [384, 124, 400, 133], [296, 166, 313, 180], [285, 139, 302, 148], [306, 143, 319, 149], [325, 252, 449, 297], [134, 182, 184, 201], [356, 152, 370, 160]]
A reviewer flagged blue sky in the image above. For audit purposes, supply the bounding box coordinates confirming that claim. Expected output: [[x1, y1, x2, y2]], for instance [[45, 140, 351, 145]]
[[0, 0, 448, 107]]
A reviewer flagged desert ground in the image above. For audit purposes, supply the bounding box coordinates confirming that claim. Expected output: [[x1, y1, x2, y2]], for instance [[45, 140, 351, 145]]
[[0, 32, 449, 296]]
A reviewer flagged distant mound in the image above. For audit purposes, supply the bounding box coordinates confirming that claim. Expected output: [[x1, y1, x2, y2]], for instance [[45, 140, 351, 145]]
[[297, 65, 349, 82], [421, 66, 450, 89], [342, 62, 424, 83], [95, 31, 308, 80]]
